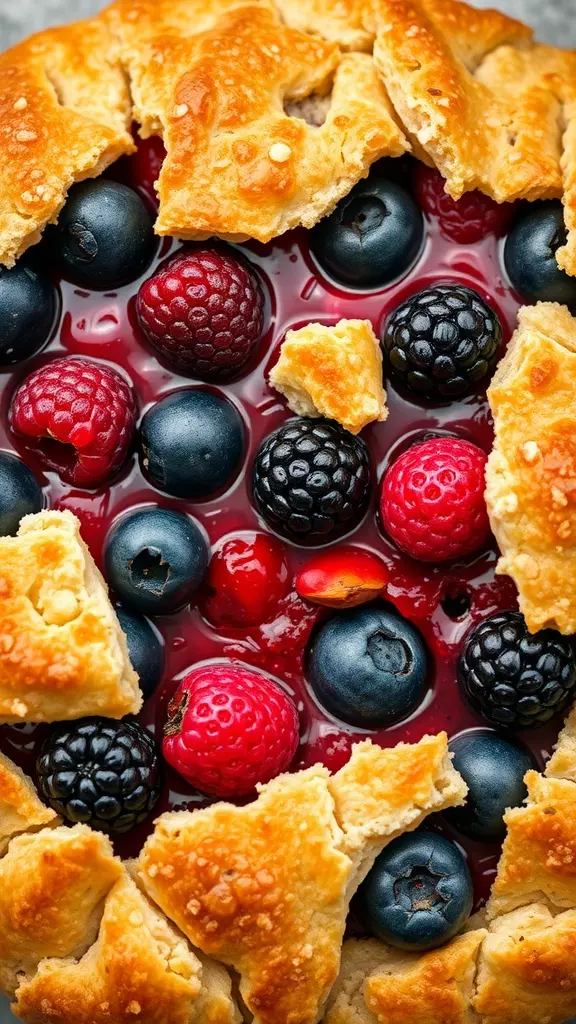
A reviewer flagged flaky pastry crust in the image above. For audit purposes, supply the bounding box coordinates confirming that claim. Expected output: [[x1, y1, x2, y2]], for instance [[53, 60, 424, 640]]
[[0, 751, 57, 856], [325, 930, 486, 1024], [0, 17, 133, 267], [372, 0, 576, 275], [138, 734, 466, 1024], [485, 303, 576, 634], [0, 510, 141, 723], [269, 319, 387, 435]]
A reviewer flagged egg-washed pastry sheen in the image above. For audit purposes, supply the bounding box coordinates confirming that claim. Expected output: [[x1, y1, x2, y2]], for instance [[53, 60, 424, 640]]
[[0, 510, 141, 722], [485, 303, 576, 635]]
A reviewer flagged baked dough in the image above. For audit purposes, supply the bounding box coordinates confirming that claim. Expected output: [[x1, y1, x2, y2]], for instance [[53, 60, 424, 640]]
[[104, 0, 408, 243], [0, 751, 57, 855], [0, 510, 141, 723], [269, 319, 387, 435], [325, 930, 486, 1024], [271, 0, 373, 50], [0, 17, 133, 267], [372, 0, 576, 275], [485, 302, 576, 634], [138, 734, 467, 1024], [0, 824, 123, 998], [547, 703, 576, 783], [12, 871, 240, 1024], [473, 903, 576, 1024], [486, 771, 576, 920]]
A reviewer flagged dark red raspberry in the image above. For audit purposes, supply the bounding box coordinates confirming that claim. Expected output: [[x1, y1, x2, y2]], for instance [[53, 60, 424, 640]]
[[163, 662, 299, 798], [380, 437, 490, 562], [10, 357, 137, 487], [414, 164, 513, 244], [136, 247, 265, 380]]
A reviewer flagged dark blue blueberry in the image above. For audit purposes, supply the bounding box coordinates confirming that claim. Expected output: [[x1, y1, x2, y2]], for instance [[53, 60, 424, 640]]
[[307, 604, 428, 727], [444, 730, 534, 843], [310, 177, 424, 288], [104, 507, 209, 614], [49, 180, 157, 290], [0, 453, 43, 535], [115, 605, 165, 700], [359, 831, 473, 951], [504, 201, 576, 308], [139, 389, 245, 499], [0, 263, 56, 364]]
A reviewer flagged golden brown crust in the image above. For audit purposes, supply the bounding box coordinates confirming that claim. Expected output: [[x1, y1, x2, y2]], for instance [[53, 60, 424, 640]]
[[0, 825, 122, 998], [271, 0, 373, 50], [138, 735, 466, 1024], [0, 751, 57, 856], [104, 0, 408, 243], [269, 320, 388, 435], [0, 511, 141, 723], [547, 703, 576, 783], [485, 303, 576, 634], [12, 873, 239, 1024], [325, 931, 486, 1024], [372, 0, 576, 275], [473, 903, 576, 1023], [0, 18, 133, 267], [487, 772, 576, 920]]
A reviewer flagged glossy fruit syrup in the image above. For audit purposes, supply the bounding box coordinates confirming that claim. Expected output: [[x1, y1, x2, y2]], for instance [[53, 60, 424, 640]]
[[0, 150, 556, 911]]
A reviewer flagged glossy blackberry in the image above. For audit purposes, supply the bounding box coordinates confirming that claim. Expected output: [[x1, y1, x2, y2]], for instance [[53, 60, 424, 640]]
[[459, 611, 576, 729], [36, 718, 162, 834], [253, 418, 371, 543], [382, 283, 502, 399]]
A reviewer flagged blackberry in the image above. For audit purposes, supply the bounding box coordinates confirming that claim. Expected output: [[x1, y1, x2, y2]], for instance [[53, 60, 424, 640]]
[[36, 718, 162, 834], [459, 611, 576, 729], [382, 283, 502, 399], [253, 418, 371, 543]]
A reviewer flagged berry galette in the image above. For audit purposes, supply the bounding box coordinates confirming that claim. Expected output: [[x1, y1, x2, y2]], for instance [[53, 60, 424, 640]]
[[1, 0, 576, 1022]]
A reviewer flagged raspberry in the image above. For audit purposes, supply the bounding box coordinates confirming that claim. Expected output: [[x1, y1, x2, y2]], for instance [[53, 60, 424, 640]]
[[163, 663, 299, 797], [136, 247, 265, 379], [201, 533, 290, 628], [414, 164, 513, 244], [459, 611, 576, 728], [380, 438, 490, 562], [10, 357, 137, 487]]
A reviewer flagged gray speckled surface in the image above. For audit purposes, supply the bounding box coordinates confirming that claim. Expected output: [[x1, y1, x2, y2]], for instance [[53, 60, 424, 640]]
[[0, 0, 575, 1021]]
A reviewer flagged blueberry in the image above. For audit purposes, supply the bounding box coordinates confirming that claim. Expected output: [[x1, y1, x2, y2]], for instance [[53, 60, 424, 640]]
[[0, 263, 57, 364], [310, 177, 424, 288], [504, 201, 576, 308], [307, 604, 428, 727], [104, 507, 209, 614], [359, 831, 473, 951], [139, 389, 245, 499], [49, 180, 157, 290], [444, 730, 534, 843], [0, 453, 43, 535], [116, 605, 165, 700]]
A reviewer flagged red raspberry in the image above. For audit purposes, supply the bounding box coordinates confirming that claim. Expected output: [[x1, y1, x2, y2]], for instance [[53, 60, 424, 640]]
[[414, 164, 513, 244], [380, 438, 490, 562], [136, 247, 265, 380], [201, 533, 290, 628], [163, 663, 299, 798], [10, 357, 137, 487]]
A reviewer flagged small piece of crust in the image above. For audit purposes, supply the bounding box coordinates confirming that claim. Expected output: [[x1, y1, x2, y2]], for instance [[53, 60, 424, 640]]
[[138, 734, 466, 1024], [0, 510, 141, 723], [473, 903, 576, 1023], [0, 17, 133, 268], [487, 772, 576, 920], [269, 319, 387, 435], [105, 0, 408, 243], [0, 824, 122, 998], [325, 931, 486, 1024], [547, 703, 576, 783], [372, 0, 576, 275], [0, 751, 57, 856], [12, 871, 240, 1024], [485, 302, 576, 634]]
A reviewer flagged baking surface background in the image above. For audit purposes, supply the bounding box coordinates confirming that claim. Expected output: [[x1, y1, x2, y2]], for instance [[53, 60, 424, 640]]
[[0, 0, 575, 1020]]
